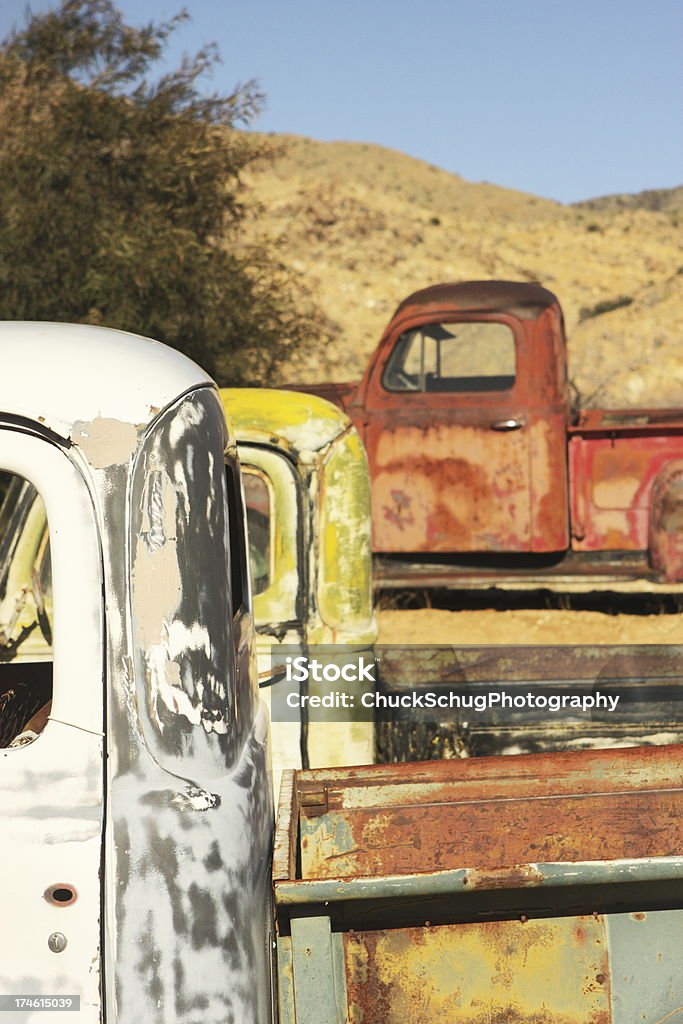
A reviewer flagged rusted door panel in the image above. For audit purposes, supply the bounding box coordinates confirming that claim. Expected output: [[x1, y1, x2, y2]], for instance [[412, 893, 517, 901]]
[[529, 410, 570, 551], [569, 430, 683, 551], [364, 412, 532, 552]]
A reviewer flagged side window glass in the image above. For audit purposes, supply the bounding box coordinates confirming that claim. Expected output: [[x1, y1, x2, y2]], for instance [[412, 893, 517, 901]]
[[0, 474, 53, 747], [383, 321, 516, 393], [242, 469, 272, 596]]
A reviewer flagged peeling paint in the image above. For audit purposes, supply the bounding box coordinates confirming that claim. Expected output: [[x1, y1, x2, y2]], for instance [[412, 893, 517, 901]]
[[73, 417, 139, 468]]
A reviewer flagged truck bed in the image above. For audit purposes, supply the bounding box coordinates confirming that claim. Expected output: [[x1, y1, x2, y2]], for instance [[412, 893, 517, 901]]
[[274, 746, 683, 1023]]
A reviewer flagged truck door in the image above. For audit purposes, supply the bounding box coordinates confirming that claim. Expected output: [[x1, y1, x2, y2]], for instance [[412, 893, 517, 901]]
[[364, 315, 534, 554], [0, 430, 104, 1022]]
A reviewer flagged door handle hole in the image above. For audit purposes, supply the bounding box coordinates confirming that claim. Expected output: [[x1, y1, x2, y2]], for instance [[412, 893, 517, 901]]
[[44, 884, 77, 906]]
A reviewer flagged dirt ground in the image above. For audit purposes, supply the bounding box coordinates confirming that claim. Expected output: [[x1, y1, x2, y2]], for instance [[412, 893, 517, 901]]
[[378, 607, 683, 645]]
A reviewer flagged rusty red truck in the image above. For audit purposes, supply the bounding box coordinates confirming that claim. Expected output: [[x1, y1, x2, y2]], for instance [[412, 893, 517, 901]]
[[295, 280, 683, 590]]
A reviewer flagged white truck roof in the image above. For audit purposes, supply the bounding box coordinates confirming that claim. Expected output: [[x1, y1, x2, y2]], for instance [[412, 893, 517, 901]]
[[0, 322, 213, 441]]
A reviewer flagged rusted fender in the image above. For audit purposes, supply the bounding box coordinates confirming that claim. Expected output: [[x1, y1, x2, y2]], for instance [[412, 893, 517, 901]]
[[649, 459, 683, 581]]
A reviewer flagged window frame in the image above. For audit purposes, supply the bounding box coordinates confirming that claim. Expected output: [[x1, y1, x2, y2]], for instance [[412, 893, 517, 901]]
[[381, 318, 518, 395], [0, 427, 103, 742]]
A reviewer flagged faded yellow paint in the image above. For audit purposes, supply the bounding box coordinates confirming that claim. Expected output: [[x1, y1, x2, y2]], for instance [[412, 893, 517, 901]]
[[222, 387, 377, 780], [345, 917, 611, 1023], [317, 430, 375, 645], [222, 388, 349, 456], [241, 451, 301, 630], [222, 388, 376, 648]]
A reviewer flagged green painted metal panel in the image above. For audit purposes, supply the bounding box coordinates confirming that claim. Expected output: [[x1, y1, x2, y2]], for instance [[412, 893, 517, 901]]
[[289, 916, 348, 1024]]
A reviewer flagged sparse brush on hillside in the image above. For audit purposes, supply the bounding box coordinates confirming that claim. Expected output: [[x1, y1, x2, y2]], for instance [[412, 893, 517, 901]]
[[0, 0, 328, 383], [240, 135, 683, 405]]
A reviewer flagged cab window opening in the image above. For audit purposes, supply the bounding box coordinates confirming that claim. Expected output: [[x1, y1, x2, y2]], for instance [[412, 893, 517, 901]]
[[0, 473, 53, 748], [241, 468, 273, 597], [383, 321, 516, 393]]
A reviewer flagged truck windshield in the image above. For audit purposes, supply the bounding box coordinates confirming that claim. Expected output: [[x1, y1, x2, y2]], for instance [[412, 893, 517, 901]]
[[383, 321, 516, 393]]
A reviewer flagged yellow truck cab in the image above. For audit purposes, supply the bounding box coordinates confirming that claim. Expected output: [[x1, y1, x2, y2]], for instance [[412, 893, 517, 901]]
[[0, 324, 273, 1024], [221, 389, 377, 789]]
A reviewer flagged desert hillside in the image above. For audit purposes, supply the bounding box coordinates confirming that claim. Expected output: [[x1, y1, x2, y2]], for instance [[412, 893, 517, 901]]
[[244, 134, 683, 408]]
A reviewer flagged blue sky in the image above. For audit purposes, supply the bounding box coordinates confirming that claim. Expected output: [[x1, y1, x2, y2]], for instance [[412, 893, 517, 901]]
[[2, 0, 681, 203]]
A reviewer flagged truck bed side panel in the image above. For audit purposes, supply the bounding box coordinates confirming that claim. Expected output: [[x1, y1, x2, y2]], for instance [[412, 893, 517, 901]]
[[569, 425, 683, 551], [275, 748, 683, 1023]]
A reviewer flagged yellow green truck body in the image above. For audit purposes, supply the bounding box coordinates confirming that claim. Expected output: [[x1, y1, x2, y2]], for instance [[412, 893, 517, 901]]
[[222, 389, 377, 788]]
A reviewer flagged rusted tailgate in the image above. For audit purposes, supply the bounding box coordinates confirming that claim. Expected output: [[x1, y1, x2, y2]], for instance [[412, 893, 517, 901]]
[[274, 747, 683, 1023]]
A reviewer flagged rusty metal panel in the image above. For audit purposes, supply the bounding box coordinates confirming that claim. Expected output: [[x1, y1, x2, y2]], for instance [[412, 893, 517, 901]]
[[344, 917, 611, 1023], [528, 410, 570, 551], [649, 459, 683, 581], [362, 311, 536, 554], [366, 413, 533, 552], [278, 901, 683, 1023], [289, 282, 573, 558], [569, 427, 683, 552], [275, 857, 683, 916], [340, 910, 683, 1023], [299, 787, 683, 880], [292, 743, 683, 880], [276, 750, 683, 1024]]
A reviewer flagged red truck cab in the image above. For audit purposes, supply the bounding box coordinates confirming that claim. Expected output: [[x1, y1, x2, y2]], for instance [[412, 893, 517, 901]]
[[296, 281, 683, 586], [351, 281, 570, 556]]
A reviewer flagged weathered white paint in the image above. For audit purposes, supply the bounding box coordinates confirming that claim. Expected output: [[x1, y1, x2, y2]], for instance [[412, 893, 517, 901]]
[[0, 430, 104, 1023], [0, 322, 212, 440]]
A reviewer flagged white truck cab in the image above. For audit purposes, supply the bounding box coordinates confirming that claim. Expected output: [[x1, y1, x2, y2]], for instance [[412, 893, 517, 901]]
[[0, 324, 273, 1024]]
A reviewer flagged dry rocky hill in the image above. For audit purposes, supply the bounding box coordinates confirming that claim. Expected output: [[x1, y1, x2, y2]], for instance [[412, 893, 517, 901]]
[[243, 134, 683, 409]]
